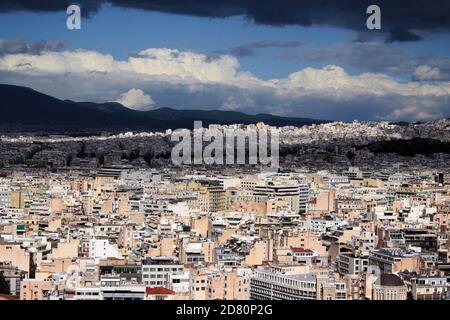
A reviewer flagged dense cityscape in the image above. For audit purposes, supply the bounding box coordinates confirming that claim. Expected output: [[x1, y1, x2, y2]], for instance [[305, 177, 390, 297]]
[[1, 0, 450, 309], [0, 119, 449, 300]]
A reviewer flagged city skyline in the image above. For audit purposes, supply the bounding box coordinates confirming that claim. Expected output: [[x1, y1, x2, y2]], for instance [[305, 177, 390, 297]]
[[0, 1, 450, 306]]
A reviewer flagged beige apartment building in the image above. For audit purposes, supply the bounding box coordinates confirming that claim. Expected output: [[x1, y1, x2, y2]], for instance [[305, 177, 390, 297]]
[[190, 271, 208, 300], [433, 212, 449, 233], [0, 242, 31, 274], [188, 182, 226, 213], [20, 279, 53, 300], [207, 268, 250, 300], [190, 216, 212, 238], [369, 248, 421, 274], [48, 240, 80, 259], [243, 239, 271, 266]]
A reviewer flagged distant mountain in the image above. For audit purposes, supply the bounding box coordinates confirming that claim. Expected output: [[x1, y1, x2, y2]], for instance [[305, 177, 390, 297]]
[[0, 84, 327, 133]]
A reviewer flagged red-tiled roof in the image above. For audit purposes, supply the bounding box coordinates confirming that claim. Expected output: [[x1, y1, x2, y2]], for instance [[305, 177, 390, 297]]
[[146, 287, 175, 295], [291, 247, 313, 253]]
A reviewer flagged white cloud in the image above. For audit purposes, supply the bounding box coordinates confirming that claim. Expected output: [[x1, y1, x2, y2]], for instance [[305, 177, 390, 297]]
[[0, 50, 115, 75], [412, 65, 450, 81], [0, 48, 251, 84], [0, 47, 450, 121], [383, 105, 443, 122], [115, 88, 155, 111], [270, 65, 450, 99]]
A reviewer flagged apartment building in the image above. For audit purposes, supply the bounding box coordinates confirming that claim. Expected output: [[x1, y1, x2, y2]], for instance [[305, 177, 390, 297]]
[[337, 253, 369, 276], [410, 276, 448, 300], [253, 178, 309, 213], [188, 181, 225, 213], [207, 268, 250, 300], [141, 257, 185, 288], [88, 236, 122, 262], [190, 271, 208, 300], [369, 248, 421, 274], [20, 278, 53, 300], [250, 267, 346, 300]]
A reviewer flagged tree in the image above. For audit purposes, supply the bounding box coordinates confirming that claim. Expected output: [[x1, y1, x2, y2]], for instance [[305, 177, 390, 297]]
[[0, 271, 10, 295]]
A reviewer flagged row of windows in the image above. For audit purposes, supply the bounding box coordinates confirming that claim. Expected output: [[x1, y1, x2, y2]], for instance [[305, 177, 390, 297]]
[[76, 291, 100, 296], [144, 281, 164, 286], [143, 274, 165, 278], [142, 267, 182, 272], [253, 275, 316, 289]]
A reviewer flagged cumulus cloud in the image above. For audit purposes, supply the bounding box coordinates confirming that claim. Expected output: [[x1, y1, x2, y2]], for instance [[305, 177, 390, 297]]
[[0, 47, 449, 121], [269, 65, 450, 100], [0, 48, 245, 82], [115, 88, 155, 110], [283, 42, 450, 80], [382, 105, 444, 122], [412, 65, 450, 82]]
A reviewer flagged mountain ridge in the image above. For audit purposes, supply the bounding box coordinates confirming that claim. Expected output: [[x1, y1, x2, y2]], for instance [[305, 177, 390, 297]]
[[0, 83, 327, 133]]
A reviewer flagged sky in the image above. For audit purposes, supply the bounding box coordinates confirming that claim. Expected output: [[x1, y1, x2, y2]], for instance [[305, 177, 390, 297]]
[[0, 0, 450, 121]]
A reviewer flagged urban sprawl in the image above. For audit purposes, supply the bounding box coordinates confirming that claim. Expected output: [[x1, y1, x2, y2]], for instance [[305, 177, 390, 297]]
[[1, 120, 450, 300]]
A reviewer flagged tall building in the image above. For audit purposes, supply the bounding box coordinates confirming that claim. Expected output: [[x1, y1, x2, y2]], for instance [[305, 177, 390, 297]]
[[188, 181, 225, 213], [253, 178, 309, 213]]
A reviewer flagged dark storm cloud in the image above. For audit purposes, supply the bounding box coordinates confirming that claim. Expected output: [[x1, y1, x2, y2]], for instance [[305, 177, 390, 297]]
[[1, 1, 450, 42], [0, 0, 102, 17], [385, 29, 423, 42], [0, 38, 65, 56]]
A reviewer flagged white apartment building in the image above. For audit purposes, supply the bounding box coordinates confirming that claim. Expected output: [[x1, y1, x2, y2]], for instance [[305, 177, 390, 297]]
[[337, 253, 369, 275], [326, 175, 349, 187], [88, 236, 122, 262], [167, 270, 191, 293], [253, 178, 309, 213], [305, 219, 347, 234], [142, 257, 185, 288], [0, 190, 10, 208], [250, 268, 347, 300]]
